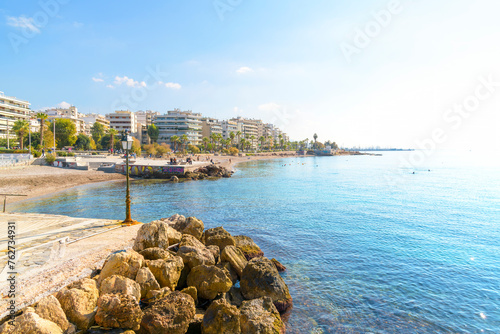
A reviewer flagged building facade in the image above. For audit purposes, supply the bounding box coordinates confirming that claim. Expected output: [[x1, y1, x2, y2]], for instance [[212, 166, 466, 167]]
[[106, 110, 138, 136], [154, 109, 202, 147], [201, 117, 223, 139], [0, 91, 31, 143], [46, 106, 86, 134]]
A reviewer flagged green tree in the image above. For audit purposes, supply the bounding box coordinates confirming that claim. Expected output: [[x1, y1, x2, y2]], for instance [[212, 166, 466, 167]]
[[52, 119, 77, 148], [170, 135, 180, 151], [36, 112, 47, 147], [24, 132, 41, 149], [91, 122, 106, 147], [180, 134, 188, 151], [202, 137, 209, 152], [229, 131, 235, 146], [236, 130, 242, 149], [12, 119, 29, 150], [75, 133, 91, 150], [44, 129, 55, 149], [131, 137, 141, 155], [313, 133, 318, 149], [147, 124, 159, 143]]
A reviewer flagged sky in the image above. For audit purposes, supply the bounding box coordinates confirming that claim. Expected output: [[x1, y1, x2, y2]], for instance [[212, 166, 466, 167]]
[[1, 0, 499, 150]]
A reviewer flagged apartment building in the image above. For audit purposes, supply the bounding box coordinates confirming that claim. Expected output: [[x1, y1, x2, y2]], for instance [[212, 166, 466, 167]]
[[0, 91, 31, 143], [201, 117, 223, 138], [136, 110, 160, 127], [106, 110, 138, 136], [46, 105, 86, 134], [82, 113, 110, 135], [221, 120, 238, 141], [154, 109, 202, 146], [230, 117, 262, 149]]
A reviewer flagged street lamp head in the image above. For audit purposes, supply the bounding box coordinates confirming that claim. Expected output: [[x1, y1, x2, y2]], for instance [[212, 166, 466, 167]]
[[121, 132, 133, 150]]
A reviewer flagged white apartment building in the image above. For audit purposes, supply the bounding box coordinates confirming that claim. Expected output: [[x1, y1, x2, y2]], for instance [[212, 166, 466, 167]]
[[106, 110, 138, 136], [82, 113, 110, 135], [136, 110, 160, 127], [154, 109, 202, 146], [0, 91, 31, 143], [46, 105, 86, 134], [221, 120, 238, 141], [201, 117, 223, 138], [231, 117, 261, 149]]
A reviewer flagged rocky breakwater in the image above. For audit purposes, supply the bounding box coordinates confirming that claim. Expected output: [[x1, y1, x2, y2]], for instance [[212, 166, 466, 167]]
[[0, 214, 291, 334]]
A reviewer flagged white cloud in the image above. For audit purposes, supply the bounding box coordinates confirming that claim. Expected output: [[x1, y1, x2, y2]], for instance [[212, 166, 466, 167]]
[[114, 76, 146, 88], [92, 77, 104, 82], [164, 82, 181, 89], [106, 84, 114, 89], [236, 66, 254, 74], [57, 101, 71, 109], [258, 102, 281, 112], [6, 16, 40, 33]]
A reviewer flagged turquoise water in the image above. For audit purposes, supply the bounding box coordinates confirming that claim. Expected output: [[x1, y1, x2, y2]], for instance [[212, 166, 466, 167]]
[[12, 151, 500, 333]]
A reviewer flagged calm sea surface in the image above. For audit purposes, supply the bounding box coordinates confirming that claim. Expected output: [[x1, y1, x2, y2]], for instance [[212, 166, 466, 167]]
[[12, 151, 500, 333]]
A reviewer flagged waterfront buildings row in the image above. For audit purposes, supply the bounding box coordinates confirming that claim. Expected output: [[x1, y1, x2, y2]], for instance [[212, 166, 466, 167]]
[[0, 90, 289, 150]]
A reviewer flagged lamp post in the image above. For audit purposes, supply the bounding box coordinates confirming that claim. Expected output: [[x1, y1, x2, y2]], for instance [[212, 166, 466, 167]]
[[121, 132, 139, 225]]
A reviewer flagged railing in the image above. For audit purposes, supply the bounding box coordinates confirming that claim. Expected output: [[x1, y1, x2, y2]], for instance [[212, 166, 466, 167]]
[[0, 154, 33, 168], [1, 194, 27, 212]]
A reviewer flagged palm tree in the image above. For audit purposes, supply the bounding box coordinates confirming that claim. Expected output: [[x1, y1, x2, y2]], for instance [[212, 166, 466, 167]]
[[36, 112, 47, 147], [259, 136, 265, 151], [202, 137, 209, 152], [240, 138, 246, 152], [278, 134, 283, 150], [236, 131, 242, 150], [12, 119, 29, 150], [313, 133, 318, 149], [180, 134, 188, 151], [108, 128, 118, 152], [250, 135, 255, 151], [229, 131, 235, 147], [170, 135, 180, 152]]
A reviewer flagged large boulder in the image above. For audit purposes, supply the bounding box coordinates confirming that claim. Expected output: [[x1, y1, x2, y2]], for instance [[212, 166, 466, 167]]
[[6, 308, 63, 334], [239, 297, 285, 334], [222, 286, 245, 307], [136, 267, 161, 299], [140, 291, 196, 334], [234, 235, 264, 260], [177, 234, 215, 269], [186, 265, 232, 300], [271, 258, 286, 272], [139, 247, 171, 261], [162, 215, 204, 240], [181, 286, 198, 305], [133, 221, 169, 252], [204, 227, 235, 251], [95, 293, 143, 331], [207, 245, 220, 264], [34, 295, 70, 333], [98, 250, 144, 285], [56, 278, 99, 330], [146, 256, 184, 290], [202, 299, 241, 334], [220, 245, 248, 278], [240, 257, 293, 313], [100, 275, 141, 302]]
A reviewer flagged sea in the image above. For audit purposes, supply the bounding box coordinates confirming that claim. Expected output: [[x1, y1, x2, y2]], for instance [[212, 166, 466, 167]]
[[11, 150, 500, 333]]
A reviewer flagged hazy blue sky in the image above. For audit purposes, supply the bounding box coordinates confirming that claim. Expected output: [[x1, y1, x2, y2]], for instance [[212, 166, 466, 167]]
[[1, 0, 499, 149]]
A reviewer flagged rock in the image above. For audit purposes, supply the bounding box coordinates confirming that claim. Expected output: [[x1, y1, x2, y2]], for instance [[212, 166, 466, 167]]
[[234, 235, 264, 260], [161, 213, 185, 229], [136, 267, 161, 299], [186, 265, 232, 300], [145, 287, 171, 301], [240, 257, 293, 313], [34, 295, 70, 332], [140, 291, 195, 334], [181, 286, 198, 305], [179, 217, 204, 240], [271, 258, 286, 272], [95, 293, 143, 331], [186, 309, 204, 334], [223, 286, 245, 307], [216, 262, 238, 284], [239, 297, 285, 334], [177, 234, 215, 270], [220, 245, 248, 278], [202, 299, 241, 334], [171, 175, 179, 182], [204, 227, 236, 251], [98, 249, 144, 285], [56, 278, 99, 330], [86, 329, 135, 334], [139, 247, 171, 261], [133, 221, 169, 252], [207, 245, 220, 264], [100, 275, 141, 302], [7, 308, 63, 334], [146, 256, 184, 290]]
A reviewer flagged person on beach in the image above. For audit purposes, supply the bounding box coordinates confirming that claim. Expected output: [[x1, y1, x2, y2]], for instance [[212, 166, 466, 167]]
[[41, 148, 45, 157]]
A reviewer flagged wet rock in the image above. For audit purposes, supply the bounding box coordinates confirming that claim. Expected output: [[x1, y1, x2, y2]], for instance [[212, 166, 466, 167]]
[[177, 234, 215, 270], [220, 245, 248, 278], [239, 297, 285, 334], [240, 257, 293, 313], [6, 308, 63, 334], [136, 267, 161, 299], [140, 291, 195, 334], [181, 286, 198, 305], [234, 235, 264, 260], [133, 221, 169, 252], [271, 258, 286, 272], [171, 175, 179, 182], [95, 293, 143, 331], [186, 265, 232, 300], [202, 299, 241, 334], [139, 247, 171, 261], [146, 256, 184, 290], [56, 278, 99, 330], [207, 245, 220, 264], [34, 295, 70, 332], [98, 249, 144, 285], [204, 227, 236, 251], [100, 275, 141, 302]]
